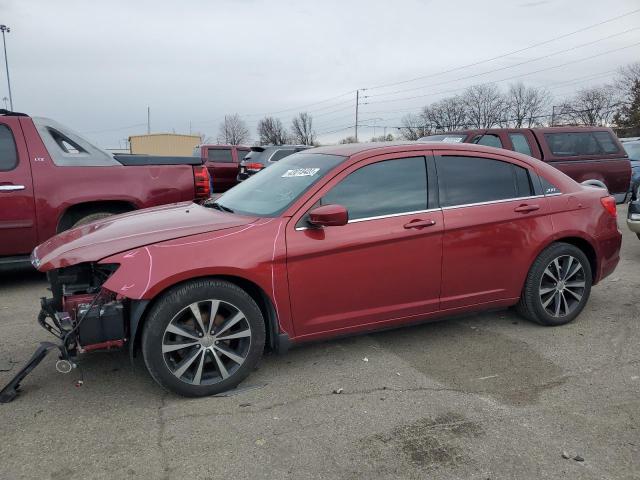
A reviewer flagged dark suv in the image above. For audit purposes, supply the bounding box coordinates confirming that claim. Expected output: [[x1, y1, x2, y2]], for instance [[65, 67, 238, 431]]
[[237, 145, 311, 181]]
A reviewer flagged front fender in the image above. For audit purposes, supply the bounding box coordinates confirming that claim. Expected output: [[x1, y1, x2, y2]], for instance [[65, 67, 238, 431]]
[[100, 218, 295, 337]]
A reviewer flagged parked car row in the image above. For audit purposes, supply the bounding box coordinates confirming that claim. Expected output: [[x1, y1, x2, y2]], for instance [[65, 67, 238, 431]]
[[194, 143, 311, 192], [620, 138, 640, 199], [0, 110, 211, 267], [419, 126, 631, 204], [1, 140, 622, 402]]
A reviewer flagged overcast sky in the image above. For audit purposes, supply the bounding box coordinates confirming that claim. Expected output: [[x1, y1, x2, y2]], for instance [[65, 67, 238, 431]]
[[2, 0, 639, 147]]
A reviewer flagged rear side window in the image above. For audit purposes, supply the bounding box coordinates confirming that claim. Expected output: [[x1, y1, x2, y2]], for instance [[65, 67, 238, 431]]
[[322, 157, 428, 221], [0, 124, 17, 170], [237, 149, 249, 161], [208, 149, 233, 163], [592, 132, 620, 154], [473, 134, 503, 148], [509, 133, 533, 156], [544, 132, 620, 156], [436, 156, 532, 207], [270, 149, 295, 162]]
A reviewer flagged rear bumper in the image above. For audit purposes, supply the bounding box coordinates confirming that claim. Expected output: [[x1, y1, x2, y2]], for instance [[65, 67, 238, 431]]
[[614, 192, 630, 204], [593, 229, 622, 284], [627, 219, 640, 234]]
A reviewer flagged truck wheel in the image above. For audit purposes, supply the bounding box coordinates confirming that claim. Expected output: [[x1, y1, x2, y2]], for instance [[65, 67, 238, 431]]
[[516, 242, 592, 326], [141, 279, 266, 397], [72, 212, 114, 228]]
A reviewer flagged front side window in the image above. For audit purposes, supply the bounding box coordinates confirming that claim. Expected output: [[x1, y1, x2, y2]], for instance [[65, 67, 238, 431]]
[[208, 148, 233, 163], [0, 124, 18, 171], [216, 153, 344, 216], [321, 157, 428, 221], [436, 155, 532, 207], [509, 133, 533, 156], [474, 134, 503, 149]]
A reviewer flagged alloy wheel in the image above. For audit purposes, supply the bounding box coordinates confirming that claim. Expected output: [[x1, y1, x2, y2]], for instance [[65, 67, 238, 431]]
[[162, 299, 252, 385], [538, 255, 586, 318]]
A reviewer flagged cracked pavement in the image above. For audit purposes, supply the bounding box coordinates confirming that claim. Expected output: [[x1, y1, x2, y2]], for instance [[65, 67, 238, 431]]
[[0, 205, 638, 479]]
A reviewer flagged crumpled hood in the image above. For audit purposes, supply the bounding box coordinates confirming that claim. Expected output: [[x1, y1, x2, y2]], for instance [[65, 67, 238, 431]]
[[33, 202, 257, 270]]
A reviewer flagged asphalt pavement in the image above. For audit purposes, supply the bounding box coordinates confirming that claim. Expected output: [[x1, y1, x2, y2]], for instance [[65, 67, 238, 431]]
[[0, 205, 638, 480]]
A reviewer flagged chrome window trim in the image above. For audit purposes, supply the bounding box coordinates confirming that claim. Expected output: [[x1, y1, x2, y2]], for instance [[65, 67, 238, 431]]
[[294, 194, 562, 230], [349, 208, 440, 223], [440, 194, 546, 210], [294, 208, 439, 231]]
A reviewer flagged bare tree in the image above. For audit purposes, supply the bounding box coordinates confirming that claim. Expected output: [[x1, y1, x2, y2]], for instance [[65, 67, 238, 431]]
[[462, 84, 506, 128], [398, 113, 430, 140], [614, 62, 640, 98], [423, 96, 468, 131], [558, 86, 619, 126], [217, 114, 250, 144], [257, 116, 288, 145], [505, 82, 552, 127], [290, 112, 316, 145], [338, 136, 358, 144], [613, 62, 640, 131], [370, 134, 394, 142]]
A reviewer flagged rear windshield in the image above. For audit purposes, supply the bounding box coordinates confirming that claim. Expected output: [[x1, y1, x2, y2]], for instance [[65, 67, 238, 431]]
[[215, 153, 345, 216], [544, 131, 620, 156], [418, 134, 466, 143], [623, 142, 640, 161], [208, 148, 233, 163], [242, 149, 266, 164]]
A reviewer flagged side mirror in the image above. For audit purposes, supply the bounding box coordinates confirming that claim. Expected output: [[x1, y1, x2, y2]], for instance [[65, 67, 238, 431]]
[[308, 204, 348, 227]]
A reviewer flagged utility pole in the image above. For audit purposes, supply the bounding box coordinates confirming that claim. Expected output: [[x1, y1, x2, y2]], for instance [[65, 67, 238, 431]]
[[0, 25, 13, 111], [147, 106, 150, 134], [355, 90, 359, 142], [551, 105, 561, 127]]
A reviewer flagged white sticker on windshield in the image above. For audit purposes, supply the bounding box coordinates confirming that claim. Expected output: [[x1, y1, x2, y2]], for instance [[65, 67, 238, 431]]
[[281, 168, 320, 178], [442, 137, 463, 143]]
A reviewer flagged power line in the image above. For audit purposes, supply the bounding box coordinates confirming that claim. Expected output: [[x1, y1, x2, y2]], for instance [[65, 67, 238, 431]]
[[238, 90, 356, 118], [364, 27, 639, 99], [82, 122, 148, 135], [364, 41, 640, 106], [364, 7, 640, 92]]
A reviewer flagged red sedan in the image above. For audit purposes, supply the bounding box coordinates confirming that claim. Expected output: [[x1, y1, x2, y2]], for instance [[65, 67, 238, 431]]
[[26, 142, 622, 398]]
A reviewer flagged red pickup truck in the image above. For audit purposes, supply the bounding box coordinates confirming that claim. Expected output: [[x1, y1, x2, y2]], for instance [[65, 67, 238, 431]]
[[420, 127, 631, 203], [193, 144, 250, 192], [0, 111, 211, 266]]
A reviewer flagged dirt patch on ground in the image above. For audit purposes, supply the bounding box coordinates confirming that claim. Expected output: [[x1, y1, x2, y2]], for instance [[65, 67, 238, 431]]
[[362, 412, 483, 468]]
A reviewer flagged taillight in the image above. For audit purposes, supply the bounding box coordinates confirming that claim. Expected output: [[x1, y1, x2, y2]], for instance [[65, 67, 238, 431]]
[[600, 196, 617, 217], [245, 162, 264, 172], [193, 166, 211, 200]]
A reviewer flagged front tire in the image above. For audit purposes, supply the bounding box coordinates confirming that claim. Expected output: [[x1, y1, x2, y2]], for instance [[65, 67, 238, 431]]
[[516, 243, 592, 326], [141, 279, 266, 397]]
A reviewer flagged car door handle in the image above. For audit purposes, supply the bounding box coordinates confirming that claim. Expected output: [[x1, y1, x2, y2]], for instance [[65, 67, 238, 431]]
[[403, 219, 437, 229], [0, 185, 25, 192], [514, 204, 540, 213]]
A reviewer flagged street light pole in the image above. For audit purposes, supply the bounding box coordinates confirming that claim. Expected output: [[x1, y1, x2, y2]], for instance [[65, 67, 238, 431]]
[[0, 25, 13, 111]]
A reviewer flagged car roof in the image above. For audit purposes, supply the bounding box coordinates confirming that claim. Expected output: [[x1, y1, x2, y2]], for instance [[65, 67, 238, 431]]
[[308, 140, 532, 158]]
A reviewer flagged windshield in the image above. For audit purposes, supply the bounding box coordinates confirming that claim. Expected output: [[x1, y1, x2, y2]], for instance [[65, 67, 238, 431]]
[[418, 134, 467, 143], [624, 142, 640, 161], [215, 152, 345, 216]]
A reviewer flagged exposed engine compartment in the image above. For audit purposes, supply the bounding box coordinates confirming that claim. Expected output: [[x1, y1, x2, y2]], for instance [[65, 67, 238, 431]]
[[42, 262, 127, 355]]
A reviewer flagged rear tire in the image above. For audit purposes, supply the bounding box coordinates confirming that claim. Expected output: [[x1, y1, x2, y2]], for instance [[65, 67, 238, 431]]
[[516, 242, 592, 326], [141, 279, 265, 397]]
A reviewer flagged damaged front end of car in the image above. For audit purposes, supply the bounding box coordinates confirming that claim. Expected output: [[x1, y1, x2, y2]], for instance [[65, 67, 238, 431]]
[[0, 261, 131, 403]]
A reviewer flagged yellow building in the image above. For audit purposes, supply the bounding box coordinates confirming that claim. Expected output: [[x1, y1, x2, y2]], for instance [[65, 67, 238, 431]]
[[128, 133, 200, 156]]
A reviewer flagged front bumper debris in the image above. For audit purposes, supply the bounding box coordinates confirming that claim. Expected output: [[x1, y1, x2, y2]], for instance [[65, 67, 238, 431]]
[[0, 341, 65, 403]]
